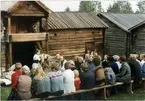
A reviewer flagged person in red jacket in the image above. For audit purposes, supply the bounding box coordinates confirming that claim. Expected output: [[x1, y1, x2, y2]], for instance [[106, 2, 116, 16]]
[[11, 62, 22, 89], [74, 69, 81, 90]]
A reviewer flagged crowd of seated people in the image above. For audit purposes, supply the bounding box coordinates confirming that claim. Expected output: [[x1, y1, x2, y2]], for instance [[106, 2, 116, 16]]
[[8, 50, 145, 100]]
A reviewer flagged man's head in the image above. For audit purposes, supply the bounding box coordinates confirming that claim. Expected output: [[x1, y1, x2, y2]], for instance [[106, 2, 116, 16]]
[[56, 53, 60, 59], [64, 62, 71, 70], [15, 62, 22, 70], [80, 62, 89, 72], [113, 55, 120, 61], [119, 56, 126, 63]]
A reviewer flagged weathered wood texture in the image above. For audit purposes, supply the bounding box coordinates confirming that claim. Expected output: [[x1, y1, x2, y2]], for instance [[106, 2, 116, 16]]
[[99, 15, 127, 56], [132, 24, 145, 54], [9, 1, 46, 16], [47, 29, 103, 57], [1, 42, 6, 68], [9, 33, 46, 42]]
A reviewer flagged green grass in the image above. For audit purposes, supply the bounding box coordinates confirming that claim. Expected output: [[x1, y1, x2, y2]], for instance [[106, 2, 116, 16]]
[[1, 86, 11, 100], [1, 86, 145, 100], [107, 88, 145, 100]]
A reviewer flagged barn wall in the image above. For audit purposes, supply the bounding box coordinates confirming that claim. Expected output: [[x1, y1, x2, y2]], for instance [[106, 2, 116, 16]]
[[47, 29, 103, 57], [133, 24, 145, 54], [98, 15, 127, 56]]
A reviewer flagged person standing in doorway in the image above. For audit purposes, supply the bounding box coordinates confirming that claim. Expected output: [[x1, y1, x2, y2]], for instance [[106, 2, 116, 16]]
[[32, 49, 41, 70]]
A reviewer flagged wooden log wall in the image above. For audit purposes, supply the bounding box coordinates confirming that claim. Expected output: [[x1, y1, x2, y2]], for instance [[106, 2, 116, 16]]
[[47, 29, 103, 57], [133, 24, 145, 54], [1, 42, 6, 68], [99, 15, 127, 56]]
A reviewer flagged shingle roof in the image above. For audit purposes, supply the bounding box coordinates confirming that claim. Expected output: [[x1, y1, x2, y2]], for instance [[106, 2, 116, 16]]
[[98, 13, 145, 32], [43, 12, 108, 30]]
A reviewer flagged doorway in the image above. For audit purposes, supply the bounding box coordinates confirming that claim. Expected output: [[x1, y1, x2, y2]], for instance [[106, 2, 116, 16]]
[[85, 42, 95, 53], [12, 42, 36, 68]]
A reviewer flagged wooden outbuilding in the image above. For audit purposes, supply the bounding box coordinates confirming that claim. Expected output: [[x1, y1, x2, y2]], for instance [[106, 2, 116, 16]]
[[42, 12, 108, 57], [98, 13, 145, 56], [1, 1, 51, 70]]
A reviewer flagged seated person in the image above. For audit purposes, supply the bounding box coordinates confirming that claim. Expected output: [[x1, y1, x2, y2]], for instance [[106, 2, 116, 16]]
[[63, 62, 76, 93], [48, 63, 64, 96], [80, 63, 95, 89], [74, 69, 81, 90], [32, 67, 51, 98], [93, 57, 106, 86], [17, 65, 32, 100], [116, 56, 131, 84]]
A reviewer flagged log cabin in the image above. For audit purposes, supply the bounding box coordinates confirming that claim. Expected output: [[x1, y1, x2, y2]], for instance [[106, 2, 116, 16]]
[[1, 1, 51, 70], [1, 1, 108, 70], [42, 12, 108, 58], [98, 13, 145, 57]]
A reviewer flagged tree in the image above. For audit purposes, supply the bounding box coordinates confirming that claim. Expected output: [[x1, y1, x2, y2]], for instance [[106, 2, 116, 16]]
[[93, 1, 104, 13], [79, 1, 104, 12], [65, 7, 71, 12], [107, 1, 133, 13], [79, 1, 96, 12], [136, 1, 145, 13]]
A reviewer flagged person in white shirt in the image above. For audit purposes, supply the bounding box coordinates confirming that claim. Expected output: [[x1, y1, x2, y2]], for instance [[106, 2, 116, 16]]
[[113, 55, 122, 70], [32, 49, 41, 69], [63, 62, 76, 94], [59, 56, 67, 72]]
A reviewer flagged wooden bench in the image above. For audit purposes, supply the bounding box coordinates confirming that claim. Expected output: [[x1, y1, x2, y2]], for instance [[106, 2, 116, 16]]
[[28, 81, 134, 100], [47, 82, 124, 100]]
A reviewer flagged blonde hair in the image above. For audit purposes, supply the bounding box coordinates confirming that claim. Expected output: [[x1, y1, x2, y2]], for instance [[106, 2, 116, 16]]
[[74, 69, 79, 78], [130, 54, 136, 60], [34, 67, 45, 80], [15, 62, 22, 70]]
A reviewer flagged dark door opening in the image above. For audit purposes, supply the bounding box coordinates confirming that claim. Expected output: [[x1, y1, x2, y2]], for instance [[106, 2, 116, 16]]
[[85, 42, 95, 53], [12, 42, 36, 68]]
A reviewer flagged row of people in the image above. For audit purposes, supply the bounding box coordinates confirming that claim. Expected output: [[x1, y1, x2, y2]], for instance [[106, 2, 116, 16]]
[[8, 53, 145, 100]]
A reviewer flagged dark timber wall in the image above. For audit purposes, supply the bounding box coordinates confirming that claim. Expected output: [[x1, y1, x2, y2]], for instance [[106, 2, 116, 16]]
[[98, 15, 127, 56], [132, 24, 145, 54]]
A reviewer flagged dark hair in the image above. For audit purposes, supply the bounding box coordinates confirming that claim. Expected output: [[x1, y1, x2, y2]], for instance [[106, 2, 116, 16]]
[[93, 57, 100, 66], [102, 61, 110, 68], [119, 56, 126, 62]]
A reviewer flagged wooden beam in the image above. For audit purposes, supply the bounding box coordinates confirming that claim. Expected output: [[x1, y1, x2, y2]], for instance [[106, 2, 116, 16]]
[[11, 13, 45, 17], [46, 14, 49, 54], [8, 17, 12, 66], [9, 33, 46, 42]]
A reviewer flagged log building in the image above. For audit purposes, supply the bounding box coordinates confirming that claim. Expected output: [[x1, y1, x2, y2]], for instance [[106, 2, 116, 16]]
[[1, 1, 51, 70], [42, 12, 108, 57], [98, 13, 145, 56], [1, 1, 108, 70]]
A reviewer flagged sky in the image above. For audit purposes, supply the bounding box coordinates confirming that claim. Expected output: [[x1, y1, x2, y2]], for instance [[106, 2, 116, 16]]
[[40, 0, 140, 12]]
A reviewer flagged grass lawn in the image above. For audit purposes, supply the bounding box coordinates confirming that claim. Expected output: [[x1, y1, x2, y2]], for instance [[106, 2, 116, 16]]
[[1, 86, 145, 100], [107, 88, 145, 100]]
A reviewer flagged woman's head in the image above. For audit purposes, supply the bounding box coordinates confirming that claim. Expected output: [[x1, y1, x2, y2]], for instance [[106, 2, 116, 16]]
[[51, 62, 60, 71], [74, 69, 79, 78], [34, 67, 45, 80]]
